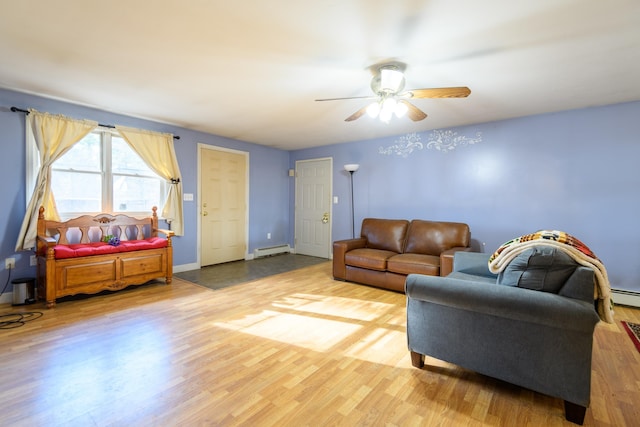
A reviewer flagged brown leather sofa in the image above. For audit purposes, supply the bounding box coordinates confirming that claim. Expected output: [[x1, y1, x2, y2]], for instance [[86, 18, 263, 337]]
[[333, 218, 472, 292]]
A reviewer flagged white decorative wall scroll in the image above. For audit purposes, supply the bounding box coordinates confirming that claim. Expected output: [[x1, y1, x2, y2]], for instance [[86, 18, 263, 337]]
[[426, 129, 482, 153], [378, 133, 422, 158], [379, 129, 482, 157]]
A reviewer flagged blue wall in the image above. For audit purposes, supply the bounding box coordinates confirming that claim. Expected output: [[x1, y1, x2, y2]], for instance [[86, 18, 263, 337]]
[[290, 101, 640, 292], [0, 88, 291, 282], [2, 86, 639, 295]]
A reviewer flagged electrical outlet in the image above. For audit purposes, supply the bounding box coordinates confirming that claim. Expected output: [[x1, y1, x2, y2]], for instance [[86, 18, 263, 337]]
[[5, 258, 16, 269], [30, 255, 37, 266]]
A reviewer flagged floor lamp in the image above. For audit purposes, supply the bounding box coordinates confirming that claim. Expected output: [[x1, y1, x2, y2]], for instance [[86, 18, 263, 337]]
[[344, 164, 360, 238]]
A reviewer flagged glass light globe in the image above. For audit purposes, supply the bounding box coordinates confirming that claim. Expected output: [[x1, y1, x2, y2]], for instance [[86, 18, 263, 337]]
[[379, 98, 396, 123], [366, 102, 380, 118], [394, 101, 408, 118]]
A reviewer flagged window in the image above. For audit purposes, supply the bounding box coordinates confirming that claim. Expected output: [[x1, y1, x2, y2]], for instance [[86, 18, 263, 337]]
[[50, 130, 166, 217]]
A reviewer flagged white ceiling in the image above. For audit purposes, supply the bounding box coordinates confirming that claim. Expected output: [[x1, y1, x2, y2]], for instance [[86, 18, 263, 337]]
[[1, 1, 639, 150]]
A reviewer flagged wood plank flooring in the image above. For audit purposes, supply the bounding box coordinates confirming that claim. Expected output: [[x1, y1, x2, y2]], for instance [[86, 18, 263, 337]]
[[1, 262, 639, 426]]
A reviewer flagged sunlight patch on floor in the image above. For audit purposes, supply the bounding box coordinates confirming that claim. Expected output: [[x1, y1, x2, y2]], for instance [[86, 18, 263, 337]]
[[343, 327, 407, 364], [272, 293, 395, 321], [215, 310, 362, 352], [213, 291, 407, 362]]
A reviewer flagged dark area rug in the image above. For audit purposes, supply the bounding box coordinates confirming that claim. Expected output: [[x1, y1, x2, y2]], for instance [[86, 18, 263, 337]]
[[174, 253, 329, 290], [621, 321, 640, 353]]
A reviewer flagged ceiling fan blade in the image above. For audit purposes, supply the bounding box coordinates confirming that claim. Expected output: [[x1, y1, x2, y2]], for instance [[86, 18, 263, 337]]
[[315, 95, 377, 102], [345, 106, 369, 122], [406, 86, 471, 99], [400, 100, 427, 121]]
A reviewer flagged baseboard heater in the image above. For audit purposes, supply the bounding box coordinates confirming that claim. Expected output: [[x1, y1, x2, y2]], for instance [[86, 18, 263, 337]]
[[253, 244, 291, 258], [612, 289, 640, 308]]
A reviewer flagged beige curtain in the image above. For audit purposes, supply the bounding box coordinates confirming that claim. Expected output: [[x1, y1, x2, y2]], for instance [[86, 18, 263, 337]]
[[15, 110, 97, 251], [116, 126, 184, 236]]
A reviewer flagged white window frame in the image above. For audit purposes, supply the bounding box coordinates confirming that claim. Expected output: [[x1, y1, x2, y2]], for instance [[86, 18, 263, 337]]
[[26, 126, 167, 220]]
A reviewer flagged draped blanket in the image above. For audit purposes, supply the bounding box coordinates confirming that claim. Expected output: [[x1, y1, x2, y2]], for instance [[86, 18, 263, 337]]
[[488, 230, 614, 323]]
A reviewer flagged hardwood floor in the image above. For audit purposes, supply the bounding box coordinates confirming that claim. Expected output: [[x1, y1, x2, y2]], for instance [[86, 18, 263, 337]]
[[1, 262, 639, 426]]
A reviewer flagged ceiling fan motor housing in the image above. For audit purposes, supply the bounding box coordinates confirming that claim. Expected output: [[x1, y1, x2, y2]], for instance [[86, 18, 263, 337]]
[[371, 66, 405, 95]]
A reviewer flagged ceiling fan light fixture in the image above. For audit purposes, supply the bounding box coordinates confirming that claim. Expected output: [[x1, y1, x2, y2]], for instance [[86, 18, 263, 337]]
[[379, 98, 397, 122], [367, 97, 405, 122], [318, 63, 468, 123]]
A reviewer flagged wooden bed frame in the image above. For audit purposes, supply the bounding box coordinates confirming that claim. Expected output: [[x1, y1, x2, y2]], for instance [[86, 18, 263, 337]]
[[36, 206, 174, 308]]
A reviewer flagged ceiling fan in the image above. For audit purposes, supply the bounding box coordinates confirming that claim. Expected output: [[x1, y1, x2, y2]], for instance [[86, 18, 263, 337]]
[[315, 64, 471, 123]]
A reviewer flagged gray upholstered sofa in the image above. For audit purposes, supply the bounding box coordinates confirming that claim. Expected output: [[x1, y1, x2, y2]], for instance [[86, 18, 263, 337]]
[[405, 250, 600, 425]]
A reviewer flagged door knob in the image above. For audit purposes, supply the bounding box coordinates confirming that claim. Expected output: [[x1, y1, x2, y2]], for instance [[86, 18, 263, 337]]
[[203, 211, 208, 216], [322, 212, 329, 224]]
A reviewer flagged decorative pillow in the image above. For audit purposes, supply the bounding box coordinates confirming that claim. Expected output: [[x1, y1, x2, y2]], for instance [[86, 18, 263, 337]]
[[496, 246, 578, 293]]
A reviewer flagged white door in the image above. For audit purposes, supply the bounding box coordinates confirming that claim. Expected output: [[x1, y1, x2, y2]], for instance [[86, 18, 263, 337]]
[[295, 158, 332, 258], [200, 146, 248, 266]]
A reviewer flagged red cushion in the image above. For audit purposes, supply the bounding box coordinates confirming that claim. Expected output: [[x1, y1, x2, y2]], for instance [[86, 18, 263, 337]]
[[54, 238, 168, 259]]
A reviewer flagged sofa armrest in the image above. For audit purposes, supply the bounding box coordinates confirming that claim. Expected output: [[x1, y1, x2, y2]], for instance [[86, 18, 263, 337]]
[[440, 247, 473, 276], [405, 274, 600, 332], [332, 238, 367, 279], [451, 251, 497, 278]]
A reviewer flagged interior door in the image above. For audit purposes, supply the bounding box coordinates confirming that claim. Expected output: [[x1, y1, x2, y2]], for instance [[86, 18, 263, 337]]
[[294, 158, 332, 258], [200, 146, 247, 266]]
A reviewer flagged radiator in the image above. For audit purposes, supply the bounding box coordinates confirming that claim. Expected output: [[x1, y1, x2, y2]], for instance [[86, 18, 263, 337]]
[[612, 289, 640, 308], [253, 244, 291, 258]]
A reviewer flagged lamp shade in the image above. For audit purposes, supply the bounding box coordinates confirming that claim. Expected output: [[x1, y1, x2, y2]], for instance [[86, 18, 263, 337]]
[[344, 164, 360, 172]]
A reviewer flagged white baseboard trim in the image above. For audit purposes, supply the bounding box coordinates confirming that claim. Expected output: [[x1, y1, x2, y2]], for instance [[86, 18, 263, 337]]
[[174, 262, 199, 273], [612, 289, 640, 308]]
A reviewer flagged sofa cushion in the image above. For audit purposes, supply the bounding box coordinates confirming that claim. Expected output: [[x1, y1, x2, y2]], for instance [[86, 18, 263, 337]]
[[404, 220, 470, 256], [361, 218, 409, 253], [345, 248, 397, 271], [497, 246, 578, 293], [53, 237, 168, 259], [387, 253, 440, 276]]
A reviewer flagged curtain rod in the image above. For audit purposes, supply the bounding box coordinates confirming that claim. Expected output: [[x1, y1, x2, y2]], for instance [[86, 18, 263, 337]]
[[10, 106, 181, 140]]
